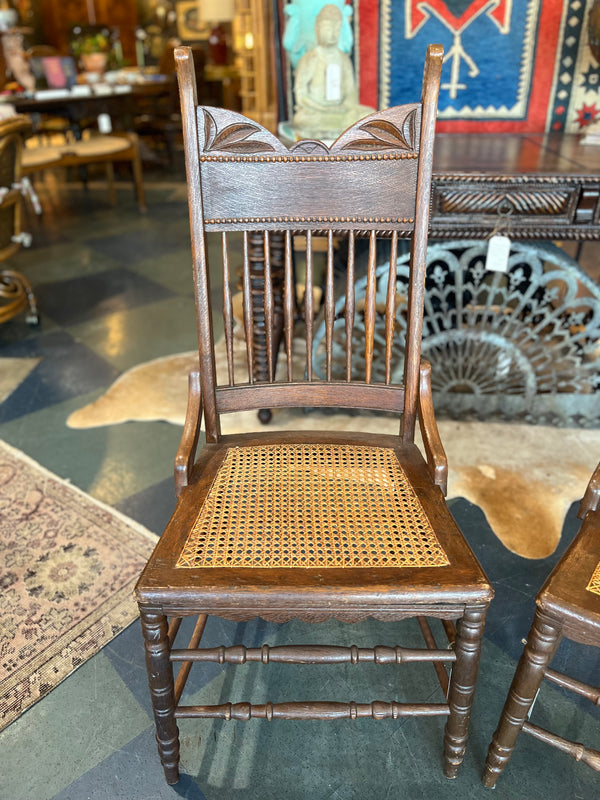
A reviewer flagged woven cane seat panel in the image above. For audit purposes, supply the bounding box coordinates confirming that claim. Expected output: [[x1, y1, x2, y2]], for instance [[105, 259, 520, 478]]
[[176, 444, 449, 569], [586, 561, 600, 596]]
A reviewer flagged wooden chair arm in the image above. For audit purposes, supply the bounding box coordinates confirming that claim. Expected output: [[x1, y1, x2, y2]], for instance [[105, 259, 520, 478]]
[[174, 371, 202, 497], [417, 360, 448, 496], [578, 462, 600, 519]]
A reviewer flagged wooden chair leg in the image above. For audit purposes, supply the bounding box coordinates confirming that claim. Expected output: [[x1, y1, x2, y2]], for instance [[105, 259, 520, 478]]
[[130, 134, 147, 212], [140, 610, 180, 784], [443, 604, 488, 778], [482, 610, 562, 788], [105, 162, 116, 206]]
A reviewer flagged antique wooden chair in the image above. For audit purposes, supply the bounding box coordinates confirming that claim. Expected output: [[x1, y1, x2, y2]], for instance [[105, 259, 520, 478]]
[[483, 462, 600, 786], [135, 44, 493, 786], [21, 131, 146, 212]]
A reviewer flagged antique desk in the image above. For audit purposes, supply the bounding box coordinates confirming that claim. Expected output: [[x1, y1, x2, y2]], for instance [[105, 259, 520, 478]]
[[430, 132, 600, 242], [247, 132, 600, 422]]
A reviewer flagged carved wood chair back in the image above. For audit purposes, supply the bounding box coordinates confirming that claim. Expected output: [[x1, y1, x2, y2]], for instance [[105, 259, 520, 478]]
[[484, 462, 600, 786], [175, 44, 441, 446]]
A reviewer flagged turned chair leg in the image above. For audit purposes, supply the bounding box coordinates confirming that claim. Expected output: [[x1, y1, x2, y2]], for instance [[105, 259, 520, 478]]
[[482, 610, 562, 788], [130, 135, 147, 212], [140, 611, 180, 784], [105, 161, 116, 206], [443, 604, 488, 778]]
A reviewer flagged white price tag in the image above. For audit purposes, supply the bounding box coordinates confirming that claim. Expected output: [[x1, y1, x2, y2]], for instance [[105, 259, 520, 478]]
[[485, 234, 511, 273], [325, 63, 342, 102], [97, 113, 113, 134]]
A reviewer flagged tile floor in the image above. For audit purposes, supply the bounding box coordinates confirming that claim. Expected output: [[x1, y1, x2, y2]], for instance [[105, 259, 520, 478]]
[[0, 168, 599, 799]]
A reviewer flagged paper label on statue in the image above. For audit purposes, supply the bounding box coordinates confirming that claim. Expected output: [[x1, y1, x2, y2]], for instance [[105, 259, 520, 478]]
[[325, 63, 342, 102], [485, 234, 511, 273], [97, 113, 113, 134]]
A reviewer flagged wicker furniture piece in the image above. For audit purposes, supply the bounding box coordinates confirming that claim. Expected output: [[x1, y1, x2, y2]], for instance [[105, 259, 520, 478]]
[[483, 463, 600, 787], [0, 115, 37, 326], [135, 44, 493, 786]]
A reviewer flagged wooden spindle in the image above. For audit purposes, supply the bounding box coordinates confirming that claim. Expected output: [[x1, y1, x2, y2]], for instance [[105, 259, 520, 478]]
[[242, 231, 254, 383], [364, 230, 377, 384], [284, 230, 294, 381], [167, 616, 182, 646], [264, 230, 274, 382], [544, 668, 600, 704], [305, 230, 314, 381], [173, 614, 208, 704], [417, 616, 449, 696], [170, 643, 456, 665], [222, 232, 234, 385], [325, 229, 335, 381], [384, 231, 398, 384], [522, 721, 600, 771], [176, 700, 450, 721], [345, 230, 355, 382], [442, 619, 456, 646]]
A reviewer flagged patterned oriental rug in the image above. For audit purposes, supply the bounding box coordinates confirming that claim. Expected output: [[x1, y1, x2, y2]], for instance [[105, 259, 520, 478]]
[[0, 440, 156, 731]]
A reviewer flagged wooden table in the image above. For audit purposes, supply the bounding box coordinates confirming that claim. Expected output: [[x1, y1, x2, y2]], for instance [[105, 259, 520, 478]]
[[9, 80, 172, 137], [430, 132, 600, 241]]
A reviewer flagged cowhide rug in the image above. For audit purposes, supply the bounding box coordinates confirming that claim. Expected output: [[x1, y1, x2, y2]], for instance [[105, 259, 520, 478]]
[[67, 339, 600, 559]]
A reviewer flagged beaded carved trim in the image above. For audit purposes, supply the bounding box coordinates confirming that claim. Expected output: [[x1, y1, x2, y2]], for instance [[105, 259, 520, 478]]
[[176, 444, 449, 569], [204, 216, 414, 226], [586, 561, 600, 596], [199, 153, 418, 163]]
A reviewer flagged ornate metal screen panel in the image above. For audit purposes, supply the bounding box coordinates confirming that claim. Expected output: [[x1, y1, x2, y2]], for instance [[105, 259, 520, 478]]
[[313, 240, 600, 426]]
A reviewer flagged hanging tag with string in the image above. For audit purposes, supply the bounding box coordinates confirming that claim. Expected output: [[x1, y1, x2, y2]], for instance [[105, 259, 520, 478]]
[[485, 201, 512, 273]]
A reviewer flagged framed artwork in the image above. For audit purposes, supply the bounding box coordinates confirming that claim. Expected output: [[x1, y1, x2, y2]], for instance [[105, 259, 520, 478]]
[[176, 1, 210, 41], [29, 56, 78, 89]]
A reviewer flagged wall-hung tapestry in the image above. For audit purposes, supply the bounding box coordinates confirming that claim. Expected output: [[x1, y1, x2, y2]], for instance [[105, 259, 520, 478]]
[[354, 0, 600, 133]]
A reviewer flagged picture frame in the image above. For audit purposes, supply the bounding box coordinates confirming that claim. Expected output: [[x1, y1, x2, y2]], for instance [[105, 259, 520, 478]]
[[176, 1, 210, 41]]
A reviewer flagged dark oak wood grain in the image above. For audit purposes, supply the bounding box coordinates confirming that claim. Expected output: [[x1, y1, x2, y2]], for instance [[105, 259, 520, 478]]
[[136, 44, 493, 787]]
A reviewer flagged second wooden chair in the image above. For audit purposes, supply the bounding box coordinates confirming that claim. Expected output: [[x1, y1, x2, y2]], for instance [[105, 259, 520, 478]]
[[483, 462, 600, 786]]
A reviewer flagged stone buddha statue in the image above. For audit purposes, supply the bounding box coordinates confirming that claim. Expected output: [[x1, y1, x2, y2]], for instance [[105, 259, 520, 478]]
[[292, 4, 374, 142]]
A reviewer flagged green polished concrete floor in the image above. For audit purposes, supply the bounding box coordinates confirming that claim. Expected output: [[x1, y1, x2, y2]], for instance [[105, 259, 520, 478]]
[[0, 170, 599, 799]]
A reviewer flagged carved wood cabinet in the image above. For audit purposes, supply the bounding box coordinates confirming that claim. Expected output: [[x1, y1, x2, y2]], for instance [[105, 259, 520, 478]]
[[430, 132, 600, 240]]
